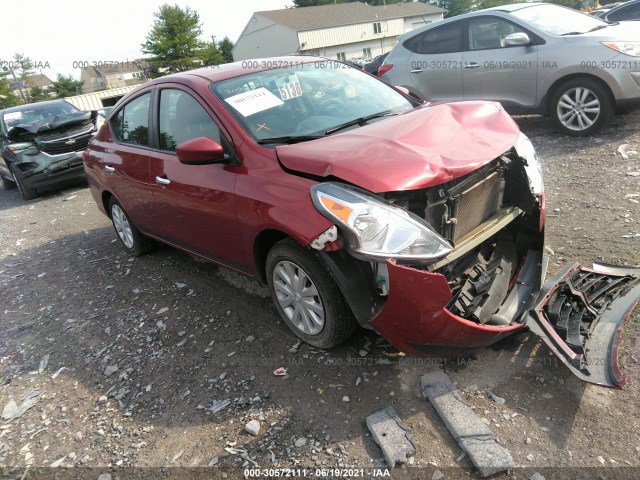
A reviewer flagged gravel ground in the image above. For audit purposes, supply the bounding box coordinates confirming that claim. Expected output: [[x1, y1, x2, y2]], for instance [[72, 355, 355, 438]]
[[0, 112, 639, 480]]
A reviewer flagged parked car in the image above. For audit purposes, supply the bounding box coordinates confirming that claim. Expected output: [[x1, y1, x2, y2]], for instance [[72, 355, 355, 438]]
[[84, 57, 640, 388], [0, 100, 101, 199], [602, 0, 640, 21], [589, 2, 625, 18], [380, 3, 640, 136], [363, 53, 389, 75]]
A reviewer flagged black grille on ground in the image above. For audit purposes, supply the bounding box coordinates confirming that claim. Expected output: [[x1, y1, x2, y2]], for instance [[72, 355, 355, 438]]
[[543, 270, 638, 356], [41, 133, 92, 155]]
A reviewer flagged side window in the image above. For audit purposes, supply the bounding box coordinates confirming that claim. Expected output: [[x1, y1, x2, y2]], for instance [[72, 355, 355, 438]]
[[468, 17, 527, 51], [111, 93, 150, 146], [421, 21, 463, 54], [158, 89, 222, 151], [608, 4, 640, 21]]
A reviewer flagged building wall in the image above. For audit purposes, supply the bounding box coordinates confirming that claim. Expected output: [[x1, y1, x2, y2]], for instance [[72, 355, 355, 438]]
[[306, 38, 398, 62], [65, 86, 139, 111], [298, 18, 405, 51], [233, 15, 300, 61], [403, 13, 442, 32]]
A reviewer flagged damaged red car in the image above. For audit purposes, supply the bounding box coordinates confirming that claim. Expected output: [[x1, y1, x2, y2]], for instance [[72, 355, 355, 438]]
[[83, 57, 640, 388]]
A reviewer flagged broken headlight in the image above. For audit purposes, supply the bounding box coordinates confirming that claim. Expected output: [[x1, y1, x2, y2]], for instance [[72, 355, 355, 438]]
[[311, 182, 452, 262], [515, 132, 543, 195]]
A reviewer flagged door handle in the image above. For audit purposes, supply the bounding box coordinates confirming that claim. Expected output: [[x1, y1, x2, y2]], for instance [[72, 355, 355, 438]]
[[464, 63, 480, 69], [410, 69, 424, 74], [104, 165, 115, 173], [155, 176, 171, 186]]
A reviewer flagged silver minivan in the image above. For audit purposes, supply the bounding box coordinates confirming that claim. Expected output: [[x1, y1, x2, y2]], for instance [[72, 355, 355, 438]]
[[381, 3, 640, 136]]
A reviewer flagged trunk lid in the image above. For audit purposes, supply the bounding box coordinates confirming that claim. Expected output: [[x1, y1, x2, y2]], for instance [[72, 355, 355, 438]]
[[275, 101, 520, 193]]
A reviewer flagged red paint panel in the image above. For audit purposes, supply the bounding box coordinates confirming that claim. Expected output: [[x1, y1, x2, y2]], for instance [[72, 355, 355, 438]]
[[370, 260, 525, 355]]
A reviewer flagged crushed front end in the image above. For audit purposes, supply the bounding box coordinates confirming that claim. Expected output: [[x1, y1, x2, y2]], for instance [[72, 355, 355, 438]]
[[4, 111, 99, 191], [311, 132, 638, 388]]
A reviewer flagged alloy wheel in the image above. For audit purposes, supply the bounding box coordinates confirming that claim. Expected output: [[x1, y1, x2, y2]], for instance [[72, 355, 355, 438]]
[[556, 87, 600, 132]]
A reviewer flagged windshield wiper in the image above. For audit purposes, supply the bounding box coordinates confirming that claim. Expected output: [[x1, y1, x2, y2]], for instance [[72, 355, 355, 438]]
[[589, 23, 617, 31], [256, 135, 324, 145], [325, 111, 397, 135], [560, 31, 585, 36]]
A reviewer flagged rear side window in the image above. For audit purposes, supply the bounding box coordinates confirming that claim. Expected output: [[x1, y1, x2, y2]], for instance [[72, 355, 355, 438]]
[[111, 93, 150, 146], [607, 3, 640, 21], [158, 89, 221, 151], [404, 22, 463, 54]]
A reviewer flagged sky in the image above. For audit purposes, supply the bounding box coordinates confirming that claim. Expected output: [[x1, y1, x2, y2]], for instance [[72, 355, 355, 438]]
[[1, 0, 291, 80]]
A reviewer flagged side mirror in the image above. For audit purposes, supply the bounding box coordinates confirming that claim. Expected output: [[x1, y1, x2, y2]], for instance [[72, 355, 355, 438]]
[[505, 32, 531, 47], [176, 137, 226, 165]]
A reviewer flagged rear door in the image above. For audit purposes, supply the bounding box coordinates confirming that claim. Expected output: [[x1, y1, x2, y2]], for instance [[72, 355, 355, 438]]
[[405, 20, 464, 101], [104, 91, 155, 230], [462, 16, 538, 109], [147, 86, 245, 269]]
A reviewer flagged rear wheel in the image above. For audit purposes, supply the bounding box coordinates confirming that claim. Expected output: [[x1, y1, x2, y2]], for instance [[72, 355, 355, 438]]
[[266, 239, 356, 348], [550, 78, 612, 136], [10, 164, 38, 200], [108, 197, 152, 256]]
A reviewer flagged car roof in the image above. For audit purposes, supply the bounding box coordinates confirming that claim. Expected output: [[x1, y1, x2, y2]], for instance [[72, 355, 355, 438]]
[[147, 56, 330, 86], [0, 99, 77, 114], [606, 0, 640, 13]]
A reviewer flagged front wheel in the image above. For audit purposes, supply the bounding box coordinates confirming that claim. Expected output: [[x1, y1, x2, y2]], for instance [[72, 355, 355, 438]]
[[266, 239, 356, 349], [10, 164, 38, 200], [550, 78, 612, 136], [108, 197, 152, 256], [1, 172, 17, 190]]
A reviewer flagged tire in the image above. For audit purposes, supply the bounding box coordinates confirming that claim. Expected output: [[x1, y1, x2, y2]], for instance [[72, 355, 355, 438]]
[[108, 197, 152, 256], [10, 164, 38, 200], [550, 78, 612, 136], [266, 239, 356, 349], [1, 172, 16, 190]]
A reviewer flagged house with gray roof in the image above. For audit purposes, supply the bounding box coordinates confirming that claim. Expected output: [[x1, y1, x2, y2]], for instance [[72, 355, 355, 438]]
[[233, 2, 446, 62], [79, 59, 150, 94]]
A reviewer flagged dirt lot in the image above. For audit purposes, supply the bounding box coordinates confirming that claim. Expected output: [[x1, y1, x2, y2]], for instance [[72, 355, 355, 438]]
[[1, 111, 639, 480]]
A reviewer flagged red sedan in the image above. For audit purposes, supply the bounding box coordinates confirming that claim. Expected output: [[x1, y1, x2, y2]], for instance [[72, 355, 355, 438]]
[[84, 57, 639, 388]]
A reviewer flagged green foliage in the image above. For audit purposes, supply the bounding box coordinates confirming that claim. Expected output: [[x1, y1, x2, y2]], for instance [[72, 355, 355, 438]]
[[141, 4, 204, 72], [50, 74, 84, 98], [27, 86, 50, 102], [198, 41, 224, 66], [545, 0, 582, 9], [218, 37, 235, 63], [475, 0, 527, 10], [0, 69, 20, 109], [423, 0, 473, 17]]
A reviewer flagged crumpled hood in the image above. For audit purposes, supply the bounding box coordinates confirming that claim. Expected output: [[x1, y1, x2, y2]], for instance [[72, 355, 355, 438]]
[[8, 111, 94, 140], [276, 101, 521, 193]]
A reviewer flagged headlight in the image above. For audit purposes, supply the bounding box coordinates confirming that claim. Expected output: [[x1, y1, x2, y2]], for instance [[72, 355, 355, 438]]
[[311, 182, 452, 262], [602, 41, 640, 57], [515, 132, 543, 195]]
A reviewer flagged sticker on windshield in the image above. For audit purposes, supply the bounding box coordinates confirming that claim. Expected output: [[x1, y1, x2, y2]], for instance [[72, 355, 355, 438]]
[[224, 88, 284, 117], [276, 75, 303, 101], [4, 112, 23, 122], [345, 85, 357, 98]]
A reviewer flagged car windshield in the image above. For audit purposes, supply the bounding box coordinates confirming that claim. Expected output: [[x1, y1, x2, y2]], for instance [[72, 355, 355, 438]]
[[211, 61, 414, 143], [2, 102, 80, 130], [511, 4, 609, 35]]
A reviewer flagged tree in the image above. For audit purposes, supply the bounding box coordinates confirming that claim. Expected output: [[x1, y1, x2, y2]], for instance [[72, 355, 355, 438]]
[[423, 0, 474, 17], [0, 69, 20, 109], [50, 74, 84, 98], [218, 37, 235, 63], [545, 0, 582, 9], [142, 4, 205, 72], [28, 86, 50, 102], [198, 41, 224, 66]]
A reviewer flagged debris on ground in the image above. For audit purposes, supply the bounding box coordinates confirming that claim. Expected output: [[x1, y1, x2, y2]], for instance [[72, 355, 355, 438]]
[[366, 406, 416, 468], [422, 372, 514, 477]]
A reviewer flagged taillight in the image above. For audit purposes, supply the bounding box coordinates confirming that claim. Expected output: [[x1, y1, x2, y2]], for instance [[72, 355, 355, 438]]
[[377, 63, 393, 77]]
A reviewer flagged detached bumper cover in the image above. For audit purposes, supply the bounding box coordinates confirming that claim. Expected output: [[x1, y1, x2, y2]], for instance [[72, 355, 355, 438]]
[[526, 262, 640, 388]]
